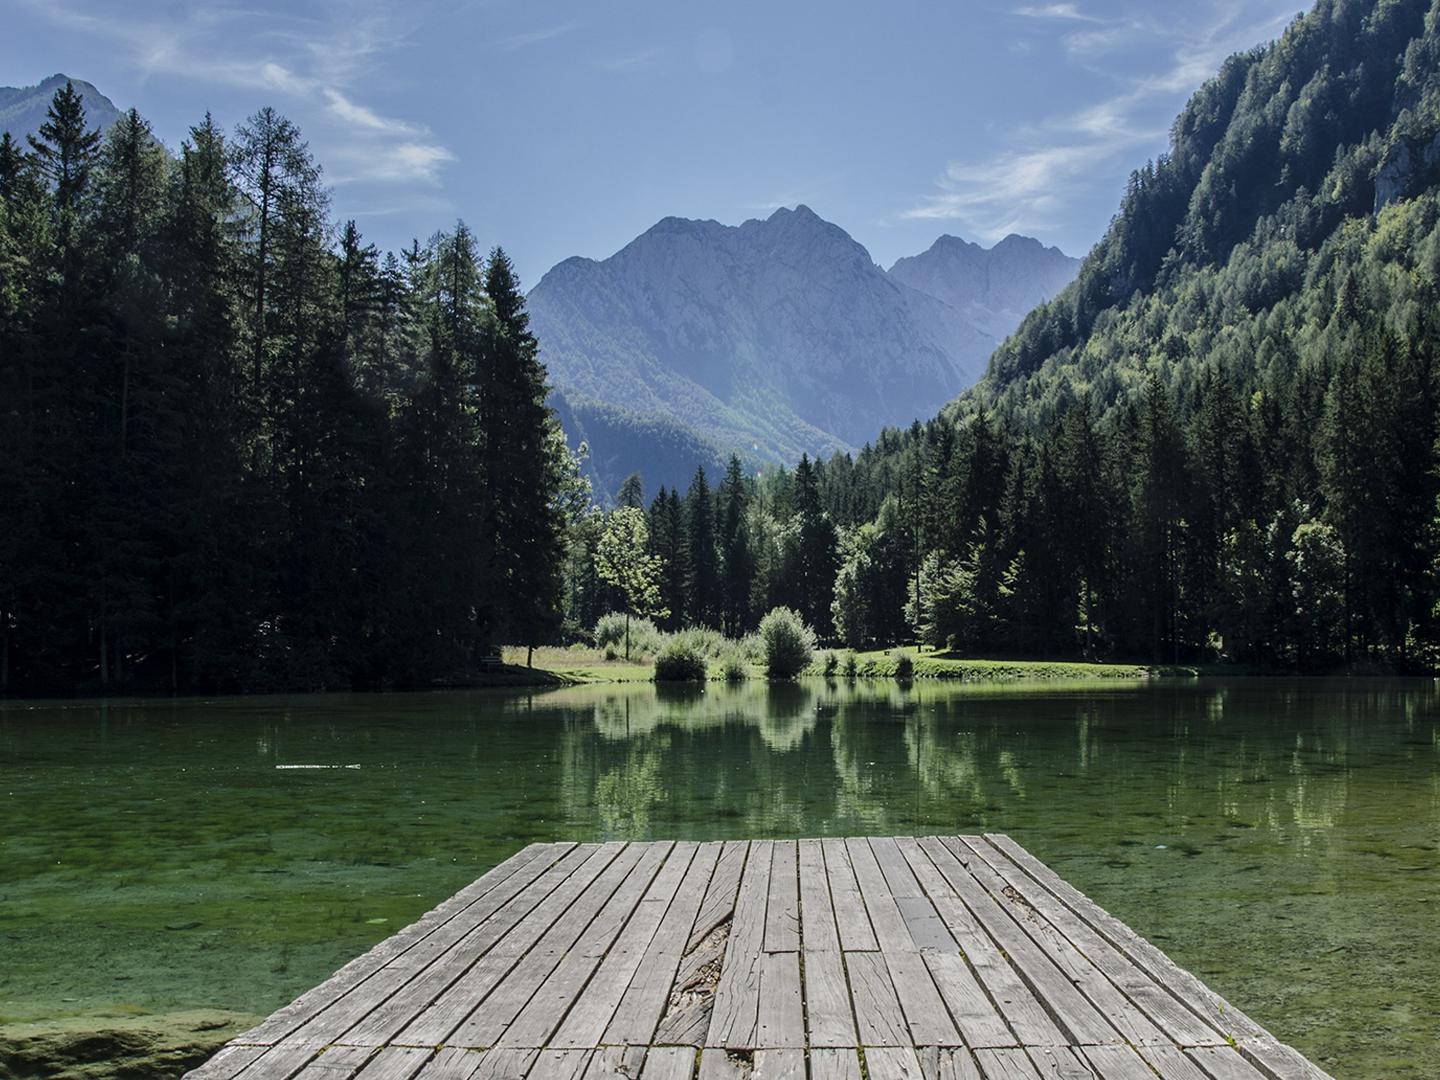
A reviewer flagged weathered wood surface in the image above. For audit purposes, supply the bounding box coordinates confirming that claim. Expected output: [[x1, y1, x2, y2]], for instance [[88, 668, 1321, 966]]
[[186, 836, 1332, 1080]]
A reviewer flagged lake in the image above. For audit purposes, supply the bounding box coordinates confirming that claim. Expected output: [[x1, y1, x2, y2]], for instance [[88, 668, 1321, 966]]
[[2, 678, 1436, 1077]]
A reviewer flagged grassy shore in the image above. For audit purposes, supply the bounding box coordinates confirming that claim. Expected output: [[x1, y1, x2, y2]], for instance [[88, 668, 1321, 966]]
[[495, 644, 1153, 685]]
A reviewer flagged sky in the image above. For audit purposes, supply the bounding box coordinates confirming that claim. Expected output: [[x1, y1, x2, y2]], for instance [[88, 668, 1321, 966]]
[[2, 0, 1306, 288]]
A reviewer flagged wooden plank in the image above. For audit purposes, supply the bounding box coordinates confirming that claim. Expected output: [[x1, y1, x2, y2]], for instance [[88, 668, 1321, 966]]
[[292, 1045, 376, 1078], [706, 839, 773, 1048], [1022, 1047, 1093, 1079], [1131, 1046, 1210, 1080], [764, 841, 800, 952], [1237, 1038, 1335, 1080], [821, 839, 878, 951], [945, 837, 1169, 1049], [845, 838, 913, 951], [755, 951, 804, 1048], [238, 844, 571, 1047], [697, 1049, 747, 1080], [811, 1049, 863, 1080], [798, 839, 840, 951], [353, 1047, 433, 1080], [604, 842, 723, 1046], [920, 838, 1119, 1046], [1078, 1044, 1158, 1080], [184, 1044, 270, 1080], [500, 841, 681, 1047], [884, 950, 961, 1046], [548, 842, 701, 1047], [1185, 1046, 1269, 1080], [983, 835, 1267, 1042], [931, 1049, 984, 1080], [639, 1047, 696, 1080], [753, 1049, 805, 1079], [844, 952, 908, 1047], [467, 1049, 538, 1080], [581, 1046, 647, 1078], [869, 837, 957, 953], [193, 834, 1333, 1080], [959, 837, 1222, 1048], [361, 843, 627, 1047], [228, 1044, 325, 1079], [457, 841, 666, 1048], [802, 949, 857, 1048], [410, 1047, 482, 1079], [973, 1048, 1043, 1080], [864, 1047, 925, 1080], [521, 1049, 590, 1079], [897, 839, 1061, 1049], [689, 841, 749, 951], [921, 952, 1015, 1049]]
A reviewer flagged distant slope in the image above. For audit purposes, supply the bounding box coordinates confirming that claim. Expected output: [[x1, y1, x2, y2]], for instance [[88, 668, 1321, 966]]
[[530, 206, 1076, 495], [550, 389, 729, 498], [888, 233, 1079, 341], [953, 0, 1440, 423], [0, 74, 122, 140]]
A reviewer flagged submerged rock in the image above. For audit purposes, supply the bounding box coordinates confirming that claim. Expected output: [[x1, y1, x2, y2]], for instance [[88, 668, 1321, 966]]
[[0, 1009, 259, 1080]]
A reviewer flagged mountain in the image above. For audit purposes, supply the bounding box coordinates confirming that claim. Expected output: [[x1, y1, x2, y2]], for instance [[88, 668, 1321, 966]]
[[957, 0, 1440, 423], [0, 74, 122, 141], [888, 233, 1079, 341], [806, 0, 1440, 670], [529, 206, 1076, 496]]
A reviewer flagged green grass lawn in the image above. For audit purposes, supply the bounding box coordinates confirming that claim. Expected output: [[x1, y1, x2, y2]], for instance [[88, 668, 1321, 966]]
[[492, 643, 1154, 686], [826, 647, 1151, 681]]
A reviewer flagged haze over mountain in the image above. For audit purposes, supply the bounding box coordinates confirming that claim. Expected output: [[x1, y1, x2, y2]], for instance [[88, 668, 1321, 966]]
[[888, 234, 1079, 342], [0, 74, 121, 141], [529, 206, 1077, 495]]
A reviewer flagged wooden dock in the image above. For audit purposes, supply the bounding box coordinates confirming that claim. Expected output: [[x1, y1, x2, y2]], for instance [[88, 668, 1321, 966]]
[[187, 836, 1332, 1080]]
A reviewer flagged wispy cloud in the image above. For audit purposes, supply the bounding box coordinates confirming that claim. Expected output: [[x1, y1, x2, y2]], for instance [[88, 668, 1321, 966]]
[[1013, 4, 1102, 22], [501, 20, 583, 51], [20, 0, 455, 187], [904, 0, 1301, 242], [591, 48, 664, 73]]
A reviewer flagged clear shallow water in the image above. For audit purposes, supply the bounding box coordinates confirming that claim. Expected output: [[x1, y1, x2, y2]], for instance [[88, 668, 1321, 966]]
[[1, 679, 1437, 1077]]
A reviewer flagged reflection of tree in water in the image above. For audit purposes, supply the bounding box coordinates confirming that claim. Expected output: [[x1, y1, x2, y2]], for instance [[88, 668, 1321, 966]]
[[547, 678, 1439, 855], [594, 742, 667, 836]]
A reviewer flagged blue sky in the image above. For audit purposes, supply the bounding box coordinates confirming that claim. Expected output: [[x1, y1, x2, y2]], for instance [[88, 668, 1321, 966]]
[[3, 0, 1304, 287]]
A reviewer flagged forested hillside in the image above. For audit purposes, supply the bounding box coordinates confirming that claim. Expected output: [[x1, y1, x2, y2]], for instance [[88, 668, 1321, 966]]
[[781, 0, 1440, 668], [0, 85, 574, 693]]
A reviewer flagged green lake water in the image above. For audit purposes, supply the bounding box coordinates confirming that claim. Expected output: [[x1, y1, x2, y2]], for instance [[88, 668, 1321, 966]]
[[2, 678, 1437, 1077]]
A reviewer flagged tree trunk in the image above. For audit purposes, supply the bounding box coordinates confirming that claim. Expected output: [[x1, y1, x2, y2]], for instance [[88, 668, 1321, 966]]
[[527, 644, 534, 668]]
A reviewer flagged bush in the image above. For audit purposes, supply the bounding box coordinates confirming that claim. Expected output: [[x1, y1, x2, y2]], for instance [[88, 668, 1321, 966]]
[[758, 607, 816, 678], [668, 625, 728, 658], [594, 612, 661, 659], [738, 633, 765, 662], [720, 648, 748, 682], [891, 649, 914, 678], [842, 651, 859, 677], [822, 651, 839, 677], [654, 637, 708, 681]]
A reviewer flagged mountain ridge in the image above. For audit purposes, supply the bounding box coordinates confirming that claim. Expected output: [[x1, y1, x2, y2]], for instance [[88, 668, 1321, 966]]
[[529, 205, 1077, 495], [0, 73, 122, 141]]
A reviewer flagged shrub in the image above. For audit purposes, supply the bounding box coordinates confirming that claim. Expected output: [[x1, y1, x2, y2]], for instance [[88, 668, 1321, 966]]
[[822, 651, 839, 677], [594, 612, 661, 659], [891, 649, 914, 678], [668, 625, 728, 658], [738, 633, 765, 662], [654, 637, 708, 681], [720, 648, 748, 682], [758, 607, 816, 678], [842, 651, 858, 677]]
